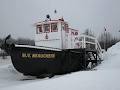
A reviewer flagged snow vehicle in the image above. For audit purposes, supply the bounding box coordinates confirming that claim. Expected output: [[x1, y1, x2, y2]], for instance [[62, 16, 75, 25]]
[[2, 15, 103, 77]]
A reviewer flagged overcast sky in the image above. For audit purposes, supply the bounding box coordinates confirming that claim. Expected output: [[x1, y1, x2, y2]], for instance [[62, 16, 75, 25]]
[[0, 0, 120, 39]]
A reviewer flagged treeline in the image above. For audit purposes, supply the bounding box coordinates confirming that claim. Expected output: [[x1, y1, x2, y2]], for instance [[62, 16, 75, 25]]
[[98, 32, 120, 51], [0, 37, 35, 47]]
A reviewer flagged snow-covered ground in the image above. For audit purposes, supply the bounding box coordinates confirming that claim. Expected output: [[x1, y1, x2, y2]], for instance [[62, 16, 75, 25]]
[[1, 42, 120, 90]]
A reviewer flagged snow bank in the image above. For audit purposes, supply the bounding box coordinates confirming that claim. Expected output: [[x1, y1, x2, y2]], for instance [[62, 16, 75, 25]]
[[0, 58, 37, 88], [0, 56, 11, 66], [1, 42, 120, 90], [97, 42, 120, 70], [1, 70, 120, 90]]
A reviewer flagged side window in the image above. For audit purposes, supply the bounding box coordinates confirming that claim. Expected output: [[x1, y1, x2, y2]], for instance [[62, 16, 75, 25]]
[[51, 23, 58, 32], [36, 25, 42, 34], [65, 24, 69, 33], [61, 23, 69, 33], [62, 23, 65, 30], [44, 24, 50, 33], [75, 32, 78, 35]]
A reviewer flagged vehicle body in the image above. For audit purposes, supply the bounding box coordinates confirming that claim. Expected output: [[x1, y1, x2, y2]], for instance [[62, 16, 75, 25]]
[[3, 16, 103, 77]]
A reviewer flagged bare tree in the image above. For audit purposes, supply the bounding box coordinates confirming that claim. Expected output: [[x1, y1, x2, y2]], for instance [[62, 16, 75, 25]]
[[83, 28, 95, 37], [98, 31, 119, 50]]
